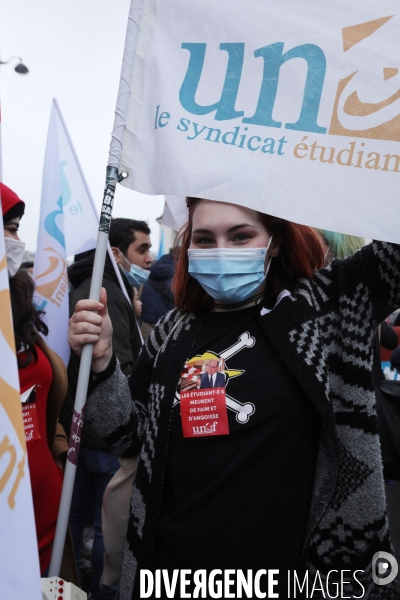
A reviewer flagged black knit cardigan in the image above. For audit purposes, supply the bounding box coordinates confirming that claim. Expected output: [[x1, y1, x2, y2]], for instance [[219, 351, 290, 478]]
[[86, 240, 400, 599]]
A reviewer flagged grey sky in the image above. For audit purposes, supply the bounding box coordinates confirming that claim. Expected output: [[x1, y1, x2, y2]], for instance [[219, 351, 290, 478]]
[[0, 0, 164, 252]]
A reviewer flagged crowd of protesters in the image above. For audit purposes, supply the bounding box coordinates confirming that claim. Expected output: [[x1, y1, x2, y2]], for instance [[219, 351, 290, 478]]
[[3, 181, 400, 598]]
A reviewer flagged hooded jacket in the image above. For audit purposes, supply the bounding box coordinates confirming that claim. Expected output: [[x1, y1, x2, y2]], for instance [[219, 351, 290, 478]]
[[85, 240, 400, 599], [59, 252, 142, 451]]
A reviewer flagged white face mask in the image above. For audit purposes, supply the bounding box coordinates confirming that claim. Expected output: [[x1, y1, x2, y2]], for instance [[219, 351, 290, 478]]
[[5, 237, 26, 277]]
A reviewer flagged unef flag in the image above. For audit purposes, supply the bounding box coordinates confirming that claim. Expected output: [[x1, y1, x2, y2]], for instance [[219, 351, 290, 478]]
[[0, 199, 42, 598], [34, 100, 101, 366], [111, 0, 400, 243]]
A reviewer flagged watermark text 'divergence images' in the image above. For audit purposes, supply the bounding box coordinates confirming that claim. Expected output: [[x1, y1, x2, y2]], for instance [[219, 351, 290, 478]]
[[139, 555, 398, 598]]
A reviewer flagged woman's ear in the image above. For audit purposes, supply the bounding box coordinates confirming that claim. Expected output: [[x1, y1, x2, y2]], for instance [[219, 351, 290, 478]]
[[269, 233, 282, 258]]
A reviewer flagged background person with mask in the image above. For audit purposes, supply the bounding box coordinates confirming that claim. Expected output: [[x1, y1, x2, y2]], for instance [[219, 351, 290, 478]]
[[110, 217, 152, 287], [2, 182, 77, 582], [60, 217, 147, 599], [2, 182, 26, 277]]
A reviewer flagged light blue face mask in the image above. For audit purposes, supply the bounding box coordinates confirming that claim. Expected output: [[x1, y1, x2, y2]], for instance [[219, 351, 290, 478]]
[[119, 250, 151, 286], [188, 239, 273, 304]]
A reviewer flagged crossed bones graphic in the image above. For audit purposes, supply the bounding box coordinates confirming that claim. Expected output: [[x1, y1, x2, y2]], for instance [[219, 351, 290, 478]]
[[175, 331, 256, 424]]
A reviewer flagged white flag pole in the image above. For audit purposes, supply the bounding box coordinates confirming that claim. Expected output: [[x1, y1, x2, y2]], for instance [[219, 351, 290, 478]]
[[49, 0, 142, 576]]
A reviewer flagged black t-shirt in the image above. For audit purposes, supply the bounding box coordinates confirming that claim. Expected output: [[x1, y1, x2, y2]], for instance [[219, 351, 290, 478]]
[[152, 304, 320, 592]]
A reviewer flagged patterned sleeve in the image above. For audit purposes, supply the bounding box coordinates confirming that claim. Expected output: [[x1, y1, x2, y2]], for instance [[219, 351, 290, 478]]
[[329, 241, 400, 325], [84, 309, 182, 457], [371, 241, 400, 314]]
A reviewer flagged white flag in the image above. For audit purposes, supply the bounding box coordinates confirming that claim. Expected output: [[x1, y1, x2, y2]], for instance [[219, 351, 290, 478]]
[[33, 100, 102, 365], [161, 197, 187, 231], [111, 0, 400, 243], [34, 100, 133, 365], [0, 205, 42, 599]]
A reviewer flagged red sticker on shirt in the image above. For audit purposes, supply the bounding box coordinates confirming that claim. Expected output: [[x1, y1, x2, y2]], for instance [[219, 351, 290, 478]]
[[22, 402, 41, 442], [180, 387, 229, 437], [180, 356, 229, 437]]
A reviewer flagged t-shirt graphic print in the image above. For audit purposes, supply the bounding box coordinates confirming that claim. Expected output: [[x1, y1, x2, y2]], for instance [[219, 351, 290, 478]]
[[178, 326, 260, 436]]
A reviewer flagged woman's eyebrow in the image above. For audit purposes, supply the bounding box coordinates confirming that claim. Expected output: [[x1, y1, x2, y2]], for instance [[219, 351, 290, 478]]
[[193, 223, 258, 235], [192, 228, 214, 234], [227, 223, 258, 233]]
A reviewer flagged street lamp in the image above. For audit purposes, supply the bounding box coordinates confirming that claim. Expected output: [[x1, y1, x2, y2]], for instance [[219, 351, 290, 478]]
[[0, 56, 29, 74]]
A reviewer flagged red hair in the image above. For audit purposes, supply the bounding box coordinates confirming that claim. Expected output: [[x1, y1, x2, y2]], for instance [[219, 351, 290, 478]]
[[173, 198, 324, 314]]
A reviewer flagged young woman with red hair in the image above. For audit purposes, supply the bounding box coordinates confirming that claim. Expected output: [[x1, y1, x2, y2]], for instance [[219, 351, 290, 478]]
[[69, 198, 400, 599], [174, 198, 324, 314]]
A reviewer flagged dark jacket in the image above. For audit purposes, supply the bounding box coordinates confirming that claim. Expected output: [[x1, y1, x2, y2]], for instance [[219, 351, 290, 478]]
[[59, 252, 142, 451], [85, 241, 400, 599], [141, 254, 175, 325]]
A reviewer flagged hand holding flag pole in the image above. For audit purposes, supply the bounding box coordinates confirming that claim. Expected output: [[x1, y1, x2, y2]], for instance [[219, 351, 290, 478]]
[[48, 167, 126, 576]]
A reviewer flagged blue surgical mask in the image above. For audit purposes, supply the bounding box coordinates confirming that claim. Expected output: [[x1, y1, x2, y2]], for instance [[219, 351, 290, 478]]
[[119, 250, 151, 286], [188, 239, 273, 304]]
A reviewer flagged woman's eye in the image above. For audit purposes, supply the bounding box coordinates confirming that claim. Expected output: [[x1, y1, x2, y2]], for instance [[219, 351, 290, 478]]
[[233, 233, 250, 242], [195, 237, 214, 245]]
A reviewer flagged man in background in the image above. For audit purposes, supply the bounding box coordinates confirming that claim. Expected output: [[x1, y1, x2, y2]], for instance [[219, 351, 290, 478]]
[[110, 218, 152, 287]]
